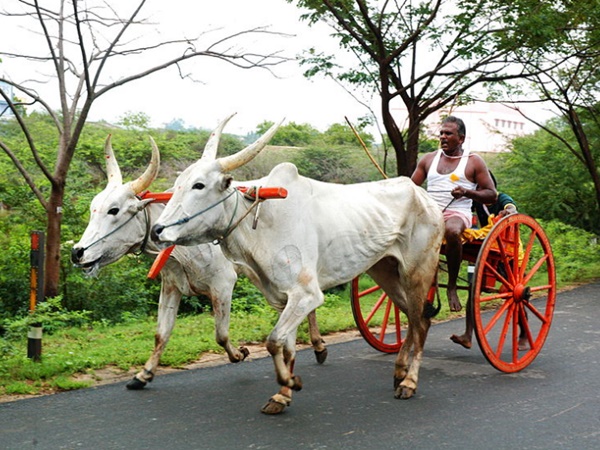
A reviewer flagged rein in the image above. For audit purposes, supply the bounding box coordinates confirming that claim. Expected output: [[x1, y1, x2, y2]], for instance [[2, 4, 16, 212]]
[[134, 206, 152, 256], [157, 188, 266, 246], [79, 203, 149, 252]]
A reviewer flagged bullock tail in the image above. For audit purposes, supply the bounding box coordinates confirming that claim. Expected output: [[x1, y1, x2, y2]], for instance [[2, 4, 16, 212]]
[[423, 285, 441, 319]]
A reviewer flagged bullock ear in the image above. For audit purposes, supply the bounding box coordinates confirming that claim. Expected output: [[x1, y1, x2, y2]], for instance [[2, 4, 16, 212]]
[[220, 174, 233, 191], [217, 118, 284, 173], [201, 113, 237, 162], [136, 198, 154, 211]]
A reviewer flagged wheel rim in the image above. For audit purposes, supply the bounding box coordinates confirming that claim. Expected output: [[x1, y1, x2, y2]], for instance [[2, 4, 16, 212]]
[[350, 276, 403, 353], [472, 214, 556, 372]]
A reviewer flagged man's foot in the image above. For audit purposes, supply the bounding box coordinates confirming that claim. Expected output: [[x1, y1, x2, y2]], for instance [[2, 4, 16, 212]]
[[447, 289, 462, 312], [518, 336, 529, 351], [450, 334, 471, 349]]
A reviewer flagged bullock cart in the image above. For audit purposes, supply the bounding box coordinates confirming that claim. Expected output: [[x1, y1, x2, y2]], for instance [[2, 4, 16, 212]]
[[351, 213, 556, 373]]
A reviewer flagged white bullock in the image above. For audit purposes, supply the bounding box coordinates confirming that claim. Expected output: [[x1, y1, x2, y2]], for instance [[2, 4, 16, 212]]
[[72, 132, 327, 390], [152, 115, 445, 414]]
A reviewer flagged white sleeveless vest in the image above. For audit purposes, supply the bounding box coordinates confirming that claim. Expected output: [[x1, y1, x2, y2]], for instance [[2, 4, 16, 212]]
[[427, 148, 477, 216]]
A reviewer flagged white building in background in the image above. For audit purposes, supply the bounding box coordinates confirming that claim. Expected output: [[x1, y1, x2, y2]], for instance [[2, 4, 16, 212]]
[[0, 81, 14, 119], [394, 101, 538, 153]]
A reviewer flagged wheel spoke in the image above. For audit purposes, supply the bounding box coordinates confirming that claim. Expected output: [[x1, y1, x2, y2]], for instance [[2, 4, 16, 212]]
[[364, 292, 388, 324], [494, 235, 517, 286], [359, 285, 383, 297], [378, 299, 393, 339], [511, 305, 519, 363], [483, 258, 512, 290], [510, 223, 521, 282], [483, 296, 513, 335], [523, 300, 551, 324], [522, 254, 549, 286], [493, 302, 513, 357], [518, 304, 534, 350], [478, 290, 512, 303], [518, 229, 538, 280]]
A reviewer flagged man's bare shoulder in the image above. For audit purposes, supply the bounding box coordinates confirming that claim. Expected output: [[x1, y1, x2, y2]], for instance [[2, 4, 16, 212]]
[[467, 153, 489, 168], [418, 151, 437, 165]]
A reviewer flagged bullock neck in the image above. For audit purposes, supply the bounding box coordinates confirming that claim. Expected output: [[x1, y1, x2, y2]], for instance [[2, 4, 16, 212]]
[[212, 189, 264, 245], [135, 202, 161, 255]]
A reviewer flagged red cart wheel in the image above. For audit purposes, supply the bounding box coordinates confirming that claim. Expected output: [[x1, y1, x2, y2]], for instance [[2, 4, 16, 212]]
[[350, 275, 403, 353], [472, 214, 556, 373]]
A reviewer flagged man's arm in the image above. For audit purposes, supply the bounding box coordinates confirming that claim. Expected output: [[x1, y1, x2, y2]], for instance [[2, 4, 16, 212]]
[[411, 154, 432, 186]]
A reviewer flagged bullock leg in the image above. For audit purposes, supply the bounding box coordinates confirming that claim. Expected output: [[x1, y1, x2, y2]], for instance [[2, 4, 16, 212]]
[[211, 288, 249, 363], [307, 309, 327, 364], [261, 286, 323, 414], [393, 275, 436, 400], [261, 333, 300, 415], [127, 285, 181, 390], [394, 315, 431, 399]]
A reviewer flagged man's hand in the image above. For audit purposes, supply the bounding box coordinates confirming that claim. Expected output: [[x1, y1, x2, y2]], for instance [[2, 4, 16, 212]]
[[498, 204, 518, 218], [451, 186, 468, 199]]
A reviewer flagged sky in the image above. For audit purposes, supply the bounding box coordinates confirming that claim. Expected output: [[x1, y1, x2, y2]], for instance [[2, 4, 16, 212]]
[[0, 0, 368, 135], [0, 0, 554, 138]]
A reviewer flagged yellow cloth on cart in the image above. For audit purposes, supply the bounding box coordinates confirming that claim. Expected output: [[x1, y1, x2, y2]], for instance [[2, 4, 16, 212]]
[[458, 214, 524, 263], [461, 215, 496, 244]]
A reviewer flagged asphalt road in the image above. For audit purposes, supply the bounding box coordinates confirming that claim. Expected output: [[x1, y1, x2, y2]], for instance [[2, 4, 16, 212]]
[[1, 282, 599, 450]]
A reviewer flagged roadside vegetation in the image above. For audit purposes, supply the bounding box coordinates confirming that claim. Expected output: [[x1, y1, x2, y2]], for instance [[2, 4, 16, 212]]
[[1, 113, 599, 398]]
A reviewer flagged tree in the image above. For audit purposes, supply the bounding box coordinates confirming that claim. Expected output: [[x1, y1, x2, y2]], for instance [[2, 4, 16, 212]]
[[495, 122, 600, 234], [0, 0, 287, 298], [505, 2, 600, 226], [288, 0, 560, 176]]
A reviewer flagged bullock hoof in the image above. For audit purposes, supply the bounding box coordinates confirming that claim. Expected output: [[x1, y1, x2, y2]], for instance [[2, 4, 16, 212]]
[[291, 375, 303, 391], [314, 348, 328, 364], [261, 397, 290, 415], [394, 385, 415, 400], [393, 375, 405, 389], [229, 347, 250, 363], [126, 377, 147, 390]]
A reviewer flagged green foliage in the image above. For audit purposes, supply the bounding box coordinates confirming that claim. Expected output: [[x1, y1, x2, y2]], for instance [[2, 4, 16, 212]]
[[540, 219, 600, 284], [3, 297, 91, 340], [256, 120, 321, 146], [494, 122, 600, 234], [230, 276, 270, 314]]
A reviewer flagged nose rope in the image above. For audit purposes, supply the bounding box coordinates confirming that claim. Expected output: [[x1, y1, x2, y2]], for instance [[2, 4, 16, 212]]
[[159, 189, 237, 230], [80, 206, 146, 252]]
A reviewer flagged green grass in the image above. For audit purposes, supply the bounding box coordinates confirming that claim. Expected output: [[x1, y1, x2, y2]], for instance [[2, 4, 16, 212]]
[[0, 292, 357, 398]]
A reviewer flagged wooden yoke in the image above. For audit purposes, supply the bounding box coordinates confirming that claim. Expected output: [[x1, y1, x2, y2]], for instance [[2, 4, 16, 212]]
[[145, 186, 288, 279]]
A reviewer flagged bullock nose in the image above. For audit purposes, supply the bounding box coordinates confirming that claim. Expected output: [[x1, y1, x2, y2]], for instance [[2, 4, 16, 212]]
[[151, 224, 164, 242], [71, 247, 84, 264]]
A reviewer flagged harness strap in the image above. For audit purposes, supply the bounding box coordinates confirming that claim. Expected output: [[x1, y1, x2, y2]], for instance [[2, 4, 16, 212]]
[[80, 205, 146, 252]]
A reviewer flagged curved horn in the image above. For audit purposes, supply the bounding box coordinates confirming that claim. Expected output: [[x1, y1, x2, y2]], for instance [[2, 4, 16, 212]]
[[201, 113, 237, 161], [130, 136, 161, 194], [104, 134, 123, 185], [218, 118, 284, 173]]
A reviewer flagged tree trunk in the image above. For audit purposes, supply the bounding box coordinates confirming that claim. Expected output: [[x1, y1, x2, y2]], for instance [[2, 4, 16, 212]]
[[405, 110, 422, 177], [44, 183, 65, 298]]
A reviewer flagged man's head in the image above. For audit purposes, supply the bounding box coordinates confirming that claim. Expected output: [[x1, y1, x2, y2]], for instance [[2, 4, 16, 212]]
[[439, 116, 466, 154]]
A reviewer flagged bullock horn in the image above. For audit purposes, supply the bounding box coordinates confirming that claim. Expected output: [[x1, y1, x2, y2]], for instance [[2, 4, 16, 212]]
[[104, 134, 123, 185], [201, 113, 237, 161], [130, 136, 161, 194], [217, 118, 284, 173]]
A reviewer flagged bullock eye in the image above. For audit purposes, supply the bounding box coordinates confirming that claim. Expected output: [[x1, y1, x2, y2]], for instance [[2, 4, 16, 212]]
[[192, 182, 205, 190], [107, 207, 119, 216]]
